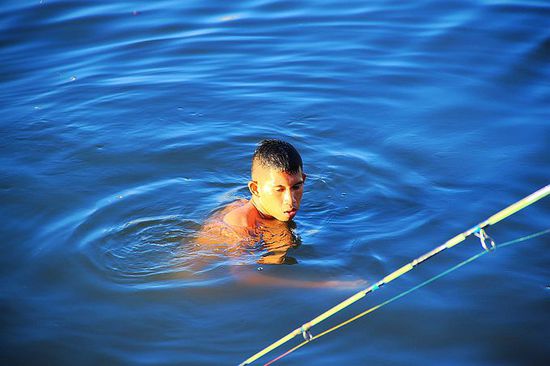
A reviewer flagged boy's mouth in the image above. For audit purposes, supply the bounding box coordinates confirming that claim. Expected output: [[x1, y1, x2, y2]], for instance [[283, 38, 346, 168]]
[[284, 208, 297, 219]]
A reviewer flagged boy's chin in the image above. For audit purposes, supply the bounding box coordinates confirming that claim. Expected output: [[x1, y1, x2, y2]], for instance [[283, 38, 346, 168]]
[[270, 213, 289, 222], [278, 212, 297, 222]]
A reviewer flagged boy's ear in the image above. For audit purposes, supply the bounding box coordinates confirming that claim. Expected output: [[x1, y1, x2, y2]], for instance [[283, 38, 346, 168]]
[[248, 180, 259, 196], [302, 173, 307, 183]]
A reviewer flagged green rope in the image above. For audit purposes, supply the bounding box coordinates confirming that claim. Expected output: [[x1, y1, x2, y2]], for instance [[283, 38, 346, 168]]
[[264, 228, 550, 365]]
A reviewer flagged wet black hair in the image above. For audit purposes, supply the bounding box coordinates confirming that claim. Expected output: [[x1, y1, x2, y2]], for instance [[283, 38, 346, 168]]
[[252, 139, 303, 174]]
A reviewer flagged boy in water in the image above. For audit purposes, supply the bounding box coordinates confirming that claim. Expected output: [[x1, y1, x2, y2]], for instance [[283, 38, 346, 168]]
[[223, 139, 305, 230], [196, 139, 364, 288], [197, 139, 304, 265]]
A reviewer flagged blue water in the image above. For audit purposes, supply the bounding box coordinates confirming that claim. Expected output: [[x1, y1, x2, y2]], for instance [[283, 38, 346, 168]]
[[1, 0, 549, 365]]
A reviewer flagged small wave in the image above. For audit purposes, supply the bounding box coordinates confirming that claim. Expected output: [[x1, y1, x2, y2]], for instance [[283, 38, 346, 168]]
[[59, 178, 233, 289], [94, 215, 192, 279]]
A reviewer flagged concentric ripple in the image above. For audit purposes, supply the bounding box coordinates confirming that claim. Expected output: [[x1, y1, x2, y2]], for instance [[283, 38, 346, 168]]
[[66, 178, 225, 288]]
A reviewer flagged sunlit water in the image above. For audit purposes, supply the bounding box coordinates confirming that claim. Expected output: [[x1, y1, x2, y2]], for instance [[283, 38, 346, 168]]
[[1, 1, 549, 365]]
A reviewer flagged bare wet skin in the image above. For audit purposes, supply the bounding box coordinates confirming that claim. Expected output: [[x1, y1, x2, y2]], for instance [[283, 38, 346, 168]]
[[195, 199, 299, 265], [193, 199, 368, 289]]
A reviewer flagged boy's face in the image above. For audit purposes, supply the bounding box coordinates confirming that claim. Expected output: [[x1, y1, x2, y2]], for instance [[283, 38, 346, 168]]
[[249, 165, 306, 222]]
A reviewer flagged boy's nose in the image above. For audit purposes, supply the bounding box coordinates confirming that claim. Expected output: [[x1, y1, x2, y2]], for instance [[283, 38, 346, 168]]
[[283, 191, 294, 205], [283, 190, 294, 206]]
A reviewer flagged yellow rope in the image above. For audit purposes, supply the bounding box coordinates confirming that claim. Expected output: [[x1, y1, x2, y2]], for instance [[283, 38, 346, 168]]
[[239, 184, 549, 366]]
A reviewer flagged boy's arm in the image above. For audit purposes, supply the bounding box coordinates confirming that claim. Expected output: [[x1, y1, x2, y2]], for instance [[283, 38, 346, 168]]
[[230, 265, 367, 289]]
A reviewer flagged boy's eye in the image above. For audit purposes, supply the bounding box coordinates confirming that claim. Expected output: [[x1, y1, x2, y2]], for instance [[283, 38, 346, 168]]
[[276, 188, 285, 192]]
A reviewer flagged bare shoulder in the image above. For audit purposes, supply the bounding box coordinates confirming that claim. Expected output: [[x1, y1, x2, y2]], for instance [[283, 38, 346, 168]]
[[194, 199, 249, 246], [223, 200, 253, 228]]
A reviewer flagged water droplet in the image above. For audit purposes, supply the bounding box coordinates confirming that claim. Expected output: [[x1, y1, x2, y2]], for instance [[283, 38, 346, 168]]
[[257, 267, 263, 271], [70, 76, 77, 82], [219, 14, 240, 22]]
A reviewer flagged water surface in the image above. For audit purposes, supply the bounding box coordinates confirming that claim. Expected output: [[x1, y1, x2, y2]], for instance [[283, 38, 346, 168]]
[[1, 0, 549, 365]]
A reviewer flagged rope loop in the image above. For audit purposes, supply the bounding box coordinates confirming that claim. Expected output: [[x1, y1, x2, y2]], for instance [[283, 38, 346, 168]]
[[301, 326, 313, 341], [474, 227, 496, 252]]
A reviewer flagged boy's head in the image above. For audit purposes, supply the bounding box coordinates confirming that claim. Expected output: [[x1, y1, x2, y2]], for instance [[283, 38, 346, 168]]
[[248, 139, 306, 222], [251, 139, 303, 176]]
